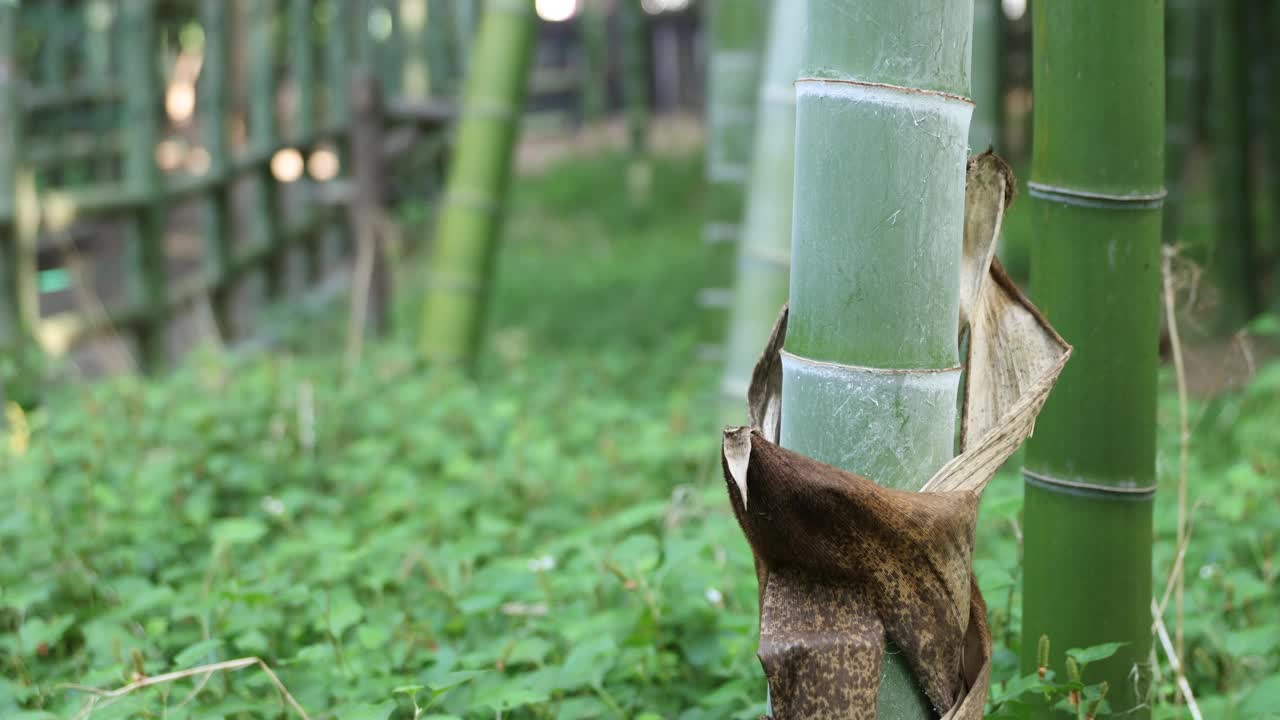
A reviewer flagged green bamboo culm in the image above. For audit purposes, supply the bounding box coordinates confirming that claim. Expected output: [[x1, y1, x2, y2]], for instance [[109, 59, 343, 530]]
[[700, 0, 768, 353], [1163, 0, 1200, 246], [1209, 0, 1260, 330], [1020, 3, 1163, 718], [782, 1, 973, 716], [121, 0, 168, 371], [0, 0, 40, 408], [579, 0, 608, 124], [718, 0, 803, 423], [619, 0, 651, 200], [418, 0, 536, 366], [970, 0, 1001, 151], [400, 0, 432, 99]]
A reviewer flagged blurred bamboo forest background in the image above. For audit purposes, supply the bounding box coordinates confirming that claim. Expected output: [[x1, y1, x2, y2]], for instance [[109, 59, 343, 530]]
[[0, 1, 1277, 719]]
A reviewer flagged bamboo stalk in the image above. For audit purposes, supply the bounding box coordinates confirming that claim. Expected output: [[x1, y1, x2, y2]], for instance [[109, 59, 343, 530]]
[[121, 0, 168, 371], [0, 1, 39, 397], [1164, 0, 1200, 246], [700, 0, 768, 351], [579, 0, 608, 124], [1208, 0, 1260, 330], [199, 0, 236, 340], [325, 0, 353, 131], [1020, 3, 1163, 717], [782, 1, 974, 715], [289, 0, 323, 283], [418, 0, 536, 366], [970, 0, 1001, 151], [718, 0, 803, 423], [400, 0, 431, 99], [424, 0, 457, 96], [247, 0, 285, 300], [619, 0, 650, 200]]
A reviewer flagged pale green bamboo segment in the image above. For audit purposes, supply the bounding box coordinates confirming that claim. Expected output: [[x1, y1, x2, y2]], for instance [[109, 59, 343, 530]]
[[782, 1, 973, 717], [419, 0, 536, 365], [247, 0, 284, 298], [399, 0, 432, 99], [704, 0, 767, 243], [719, 0, 804, 423], [121, 0, 168, 371], [199, 0, 234, 338], [0, 3, 35, 351], [970, 0, 1000, 150]]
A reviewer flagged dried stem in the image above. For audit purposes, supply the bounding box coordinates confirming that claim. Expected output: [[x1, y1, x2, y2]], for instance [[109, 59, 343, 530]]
[[60, 656, 311, 720], [1161, 245, 1190, 669]]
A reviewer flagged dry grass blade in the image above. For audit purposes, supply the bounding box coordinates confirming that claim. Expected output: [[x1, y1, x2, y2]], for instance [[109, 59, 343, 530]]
[[60, 656, 311, 720], [1151, 599, 1203, 720], [1161, 245, 1190, 669]]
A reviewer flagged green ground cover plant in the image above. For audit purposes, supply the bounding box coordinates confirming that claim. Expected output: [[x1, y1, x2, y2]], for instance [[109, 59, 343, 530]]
[[2, 153, 1276, 719]]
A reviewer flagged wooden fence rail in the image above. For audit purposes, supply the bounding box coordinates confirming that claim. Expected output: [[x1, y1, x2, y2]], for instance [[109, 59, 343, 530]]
[[0, 0, 463, 383]]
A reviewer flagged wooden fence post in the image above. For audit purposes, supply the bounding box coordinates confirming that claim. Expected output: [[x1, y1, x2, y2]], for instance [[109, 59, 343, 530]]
[[349, 75, 389, 336], [247, 0, 284, 299], [0, 2, 39, 402], [199, 0, 236, 340], [120, 0, 168, 371]]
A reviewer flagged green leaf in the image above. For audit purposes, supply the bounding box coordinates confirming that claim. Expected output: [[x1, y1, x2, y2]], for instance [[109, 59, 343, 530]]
[[332, 700, 396, 720], [556, 636, 617, 691], [173, 638, 223, 668], [427, 670, 488, 697], [1065, 642, 1126, 667], [18, 615, 75, 656], [1241, 675, 1280, 717], [211, 517, 268, 546], [483, 683, 551, 711], [327, 588, 364, 637]]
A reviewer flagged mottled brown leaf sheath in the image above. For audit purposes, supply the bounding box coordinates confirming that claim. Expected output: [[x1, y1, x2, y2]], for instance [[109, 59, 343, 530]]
[[722, 429, 987, 719], [724, 154, 1067, 719]]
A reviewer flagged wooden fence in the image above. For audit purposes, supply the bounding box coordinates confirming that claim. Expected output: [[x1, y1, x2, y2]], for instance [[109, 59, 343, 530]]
[[0, 0, 464, 384]]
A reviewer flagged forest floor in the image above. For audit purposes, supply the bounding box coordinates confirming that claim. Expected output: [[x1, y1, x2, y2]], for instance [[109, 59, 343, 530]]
[[2, 151, 1277, 719]]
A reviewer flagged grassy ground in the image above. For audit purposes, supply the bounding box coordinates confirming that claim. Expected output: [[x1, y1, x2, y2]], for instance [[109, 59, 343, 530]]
[[1, 152, 1277, 719]]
